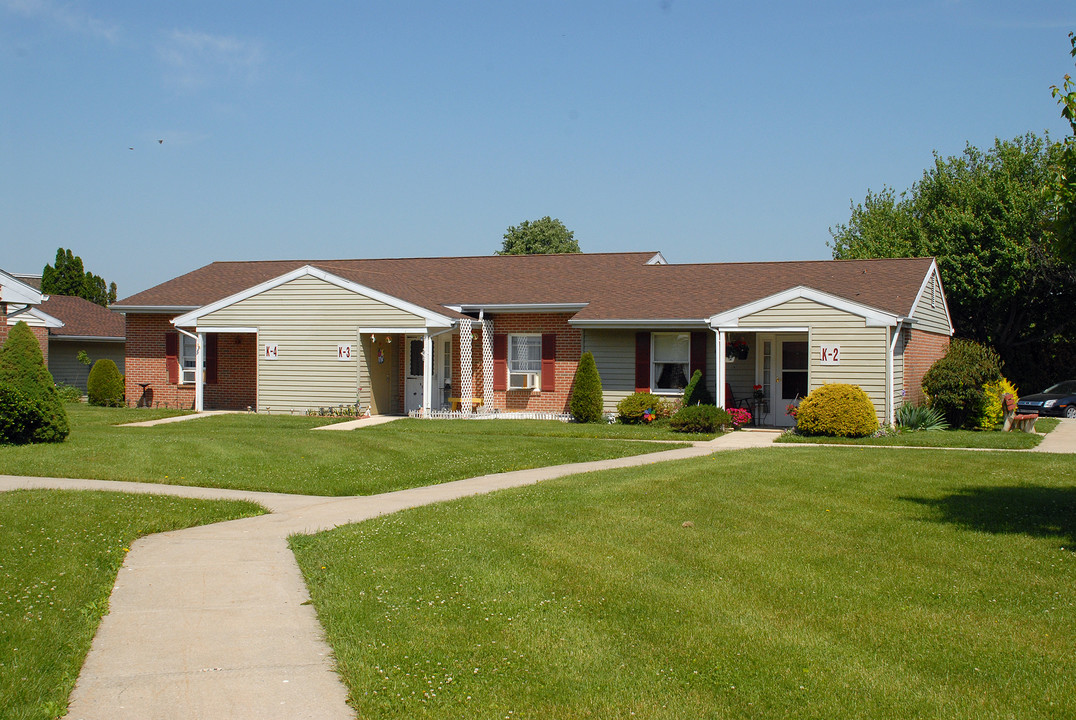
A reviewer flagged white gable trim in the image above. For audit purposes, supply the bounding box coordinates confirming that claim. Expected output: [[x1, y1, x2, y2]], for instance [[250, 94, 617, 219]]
[[0, 270, 44, 306], [907, 260, 954, 335], [6, 305, 64, 329], [707, 286, 899, 328], [172, 265, 453, 328]]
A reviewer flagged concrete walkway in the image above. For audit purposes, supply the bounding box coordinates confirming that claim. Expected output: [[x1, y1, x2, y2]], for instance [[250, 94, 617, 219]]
[[1034, 417, 1076, 453], [0, 430, 780, 720]]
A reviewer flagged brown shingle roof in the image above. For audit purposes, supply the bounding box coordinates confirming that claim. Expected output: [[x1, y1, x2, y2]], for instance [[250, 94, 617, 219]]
[[41, 295, 125, 338], [114, 252, 936, 322]]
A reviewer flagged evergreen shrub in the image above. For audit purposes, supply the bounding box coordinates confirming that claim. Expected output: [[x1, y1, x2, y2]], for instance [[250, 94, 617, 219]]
[[0, 321, 69, 443], [681, 369, 714, 406], [795, 383, 878, 438], [87, 358, 125, 407], [569, 352, 604, 423], [979, 377, 1019, 430], [55, 382, 83, 403], [0, 384, 48, 445], [921, 339, 1002, 429], [670, 404, 730, 433], [617, 392, 664, 424]]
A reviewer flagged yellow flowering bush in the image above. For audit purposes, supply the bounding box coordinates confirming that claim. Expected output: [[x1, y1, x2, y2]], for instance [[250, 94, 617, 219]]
[[980, 377, 1019, 430]]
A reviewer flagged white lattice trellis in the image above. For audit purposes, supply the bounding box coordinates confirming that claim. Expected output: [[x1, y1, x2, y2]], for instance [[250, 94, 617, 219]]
[[459, 318, 472, 414], [481, 319, 494, 410]]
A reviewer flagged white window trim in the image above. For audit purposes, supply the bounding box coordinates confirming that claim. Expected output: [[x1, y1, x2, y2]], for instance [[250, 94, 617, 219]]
[[180, 334, 198, 385], [651, 331, 690, 395], [507, 334, 542, 391]]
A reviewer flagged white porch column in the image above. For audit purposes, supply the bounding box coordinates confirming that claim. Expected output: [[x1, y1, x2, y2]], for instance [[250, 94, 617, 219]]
[[195, 331, 205, 412], [459, 318, 472, 414], [481, 319, 494, 410], [422, 333, 433, 417], [714, 328, 726, 408]]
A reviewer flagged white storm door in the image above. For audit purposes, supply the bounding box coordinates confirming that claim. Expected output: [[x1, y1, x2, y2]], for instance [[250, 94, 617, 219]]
[[775, 334, 809, 427], [404, 336, 424, 413]]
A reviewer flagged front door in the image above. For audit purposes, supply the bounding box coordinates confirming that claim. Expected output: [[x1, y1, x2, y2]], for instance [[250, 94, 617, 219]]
[[775, 335, 808, 427], [404, 336, 424, 413]]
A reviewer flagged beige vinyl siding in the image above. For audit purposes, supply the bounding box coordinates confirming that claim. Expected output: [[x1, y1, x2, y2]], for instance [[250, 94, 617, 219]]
[[743, 298, 890, 422], [198, 275, 425, 413], [583, 329, 636, 413], [893, 327, 908, 410], [48, 339, 125, 392], [911, 273, 951, 335], [724, 333, 755, 406]]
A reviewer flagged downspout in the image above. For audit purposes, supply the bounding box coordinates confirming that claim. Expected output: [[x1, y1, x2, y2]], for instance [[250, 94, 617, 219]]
[[174, 324, 202, 412]]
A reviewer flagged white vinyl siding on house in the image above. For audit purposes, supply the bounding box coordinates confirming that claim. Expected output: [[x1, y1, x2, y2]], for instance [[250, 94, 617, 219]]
[[742, 298, 890, 423], [911, 273, 952, 335], [197, 275, 426, 413], [582, 329, 636, 413]]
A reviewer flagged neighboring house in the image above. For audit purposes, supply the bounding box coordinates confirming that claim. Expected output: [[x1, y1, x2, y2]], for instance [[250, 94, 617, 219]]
[[112, 252, 953, 426], [0, 269, 56, 364], [40, 295, 126, 391]]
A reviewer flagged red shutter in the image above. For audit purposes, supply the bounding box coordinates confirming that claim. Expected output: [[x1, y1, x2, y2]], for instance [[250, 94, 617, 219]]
[[492, 334, 508, 391], [634, 331, 650, 392], [205, 334, 219, 384], [541, 333, 556, 392], [690, 331, 707, 378], [165, 332, 179, 384]]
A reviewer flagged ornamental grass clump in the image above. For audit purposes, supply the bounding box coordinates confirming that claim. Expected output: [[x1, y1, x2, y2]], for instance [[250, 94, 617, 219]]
[[87, 358, 125, 407], [795, 383, 878, 438], [0, 321, 68, 444], [895, 402, 949, 432], [569, 352, 604, 423]]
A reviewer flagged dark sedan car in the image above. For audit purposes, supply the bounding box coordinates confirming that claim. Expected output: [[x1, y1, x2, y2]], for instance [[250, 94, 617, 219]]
[[1016, 380, 1076, 418]]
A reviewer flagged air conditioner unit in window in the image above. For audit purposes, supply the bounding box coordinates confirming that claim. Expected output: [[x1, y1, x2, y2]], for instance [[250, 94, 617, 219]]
[[509, 372, 540, 390]]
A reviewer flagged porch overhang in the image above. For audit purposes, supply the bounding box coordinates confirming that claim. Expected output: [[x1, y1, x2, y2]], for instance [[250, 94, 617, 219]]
[[707, 286, 900, 329]]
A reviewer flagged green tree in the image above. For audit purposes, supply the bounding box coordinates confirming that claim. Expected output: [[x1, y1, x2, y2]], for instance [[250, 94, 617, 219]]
[[1048, 31, 1076, 264], [41, 248, 116, 307], [0, 321, 69, 443], [569, 352, 604, 423], [498, 217, 580, 255], [830, 133, 1076, 391]]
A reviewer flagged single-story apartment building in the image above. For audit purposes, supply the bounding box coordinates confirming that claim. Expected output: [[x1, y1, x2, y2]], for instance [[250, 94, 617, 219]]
[[112, 252, 953, 426], [1, 271, 126, 391]]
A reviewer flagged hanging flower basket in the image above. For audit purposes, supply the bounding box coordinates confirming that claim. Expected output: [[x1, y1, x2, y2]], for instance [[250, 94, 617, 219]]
[[726, 339, 748, 361]]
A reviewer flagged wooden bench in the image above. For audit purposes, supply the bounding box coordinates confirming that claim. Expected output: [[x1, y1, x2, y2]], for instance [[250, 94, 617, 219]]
[[1001, 392, 1038, 433], [449, 397, 484, 412]]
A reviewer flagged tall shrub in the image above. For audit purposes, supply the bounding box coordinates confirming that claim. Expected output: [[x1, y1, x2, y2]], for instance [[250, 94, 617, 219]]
[[681, 369, 714, 406], [569, 352, 604, 423], [0, 321, 69, 443], [921, 339, 1002, 429], [87, 358, 125, 407], [980, 377, 1018, 430]]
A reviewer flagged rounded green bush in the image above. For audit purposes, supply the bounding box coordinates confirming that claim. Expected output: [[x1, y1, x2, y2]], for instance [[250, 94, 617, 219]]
[[0, 384, 49, 445], [87, 358, 125, 407], [921, 339, 1001, 429], [0, 321, 68, 443], [616, 392, 662, 424], [669, 404, 730, 433], [569, 352, 604, 423], [795, 383, 878, 438]]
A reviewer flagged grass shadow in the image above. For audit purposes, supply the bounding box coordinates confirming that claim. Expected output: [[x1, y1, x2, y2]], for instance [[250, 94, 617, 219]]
[[903, 485, 1076, 548]]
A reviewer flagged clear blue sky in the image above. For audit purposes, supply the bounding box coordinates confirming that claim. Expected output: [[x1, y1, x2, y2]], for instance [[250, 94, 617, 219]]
[[2, 1, 1073, 299]]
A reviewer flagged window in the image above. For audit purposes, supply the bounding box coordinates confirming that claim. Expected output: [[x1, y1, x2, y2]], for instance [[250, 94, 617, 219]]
[[180, 334, 198, 385], [652, 333, 689, 392], [508, 334, 541, 389]]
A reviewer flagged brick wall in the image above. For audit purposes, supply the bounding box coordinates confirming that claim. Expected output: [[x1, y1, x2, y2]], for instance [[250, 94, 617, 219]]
[[446, 313, 582, 413], [125, 314, 256, 410], [903, 327, 950, 405]]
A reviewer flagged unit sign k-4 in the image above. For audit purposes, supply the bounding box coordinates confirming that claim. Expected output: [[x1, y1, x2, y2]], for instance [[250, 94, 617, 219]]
[[265, 344, 279, 360]]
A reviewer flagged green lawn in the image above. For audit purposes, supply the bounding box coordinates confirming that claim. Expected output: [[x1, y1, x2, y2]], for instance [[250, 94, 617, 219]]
[[0, 490, 263, 720], [776, 423, 1053, 449], [292, 447, 1076, 719], [0, 406, 687, 496]]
